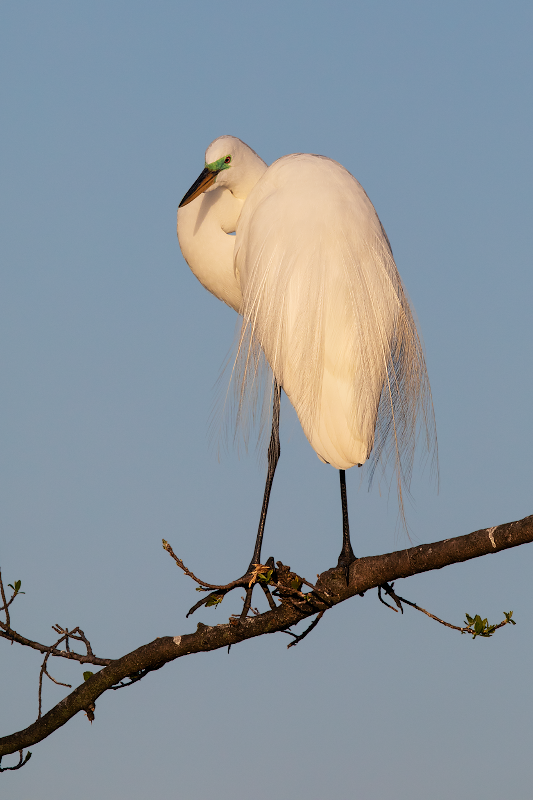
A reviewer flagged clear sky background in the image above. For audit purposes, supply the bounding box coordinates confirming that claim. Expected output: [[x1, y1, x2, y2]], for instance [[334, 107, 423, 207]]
[[1, 2, 532, 798]]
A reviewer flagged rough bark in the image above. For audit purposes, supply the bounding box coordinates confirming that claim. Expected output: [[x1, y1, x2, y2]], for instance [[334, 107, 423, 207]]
[[1, 513, 531, 759]]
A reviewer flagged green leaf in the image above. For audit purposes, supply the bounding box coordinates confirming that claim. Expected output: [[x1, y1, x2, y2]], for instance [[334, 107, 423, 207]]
[[466, 613, 499, 638], [205, 594, 223, 607], [467, 610, 516, 639], [23, 752, 32, 765], [83, 671, 94, 681]]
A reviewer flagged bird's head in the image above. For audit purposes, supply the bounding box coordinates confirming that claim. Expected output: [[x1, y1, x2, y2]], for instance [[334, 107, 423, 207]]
[[179, 136, 267, 207]]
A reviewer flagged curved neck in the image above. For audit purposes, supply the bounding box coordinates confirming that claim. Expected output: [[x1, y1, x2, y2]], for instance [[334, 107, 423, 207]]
[[177, 186, 244, 312], [177, 149, 268, 313], [230, 158, 268, 201]]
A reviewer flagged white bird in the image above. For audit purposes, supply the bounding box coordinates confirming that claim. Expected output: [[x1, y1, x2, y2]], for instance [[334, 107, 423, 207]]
[[177, 136, 436, 616]]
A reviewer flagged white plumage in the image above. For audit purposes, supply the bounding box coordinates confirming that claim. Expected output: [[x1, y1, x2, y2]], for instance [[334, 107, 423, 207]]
[[178, 136, 436, 500]]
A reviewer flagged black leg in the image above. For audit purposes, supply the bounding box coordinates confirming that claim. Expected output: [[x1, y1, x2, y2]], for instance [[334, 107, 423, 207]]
[[240, 380, 281, 620], [247, 379, 281, 571], [337, 469, 356, 584]]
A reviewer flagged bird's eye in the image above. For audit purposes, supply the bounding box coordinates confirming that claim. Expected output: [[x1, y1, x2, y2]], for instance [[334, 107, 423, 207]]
[[224, 156, 231, 164]]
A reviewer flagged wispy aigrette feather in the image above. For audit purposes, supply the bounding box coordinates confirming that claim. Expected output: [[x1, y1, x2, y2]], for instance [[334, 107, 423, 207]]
[[178, 137, 437, 525], [232, 153, 437, 515]]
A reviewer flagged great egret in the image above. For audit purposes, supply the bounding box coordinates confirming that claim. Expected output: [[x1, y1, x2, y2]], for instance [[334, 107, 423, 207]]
[[177, 136, 436, 617]]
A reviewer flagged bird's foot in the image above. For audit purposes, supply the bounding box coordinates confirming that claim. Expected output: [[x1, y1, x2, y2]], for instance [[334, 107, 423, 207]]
[[191, 557, 278, 621], [162, 541, 332, 622], [336, 545, 357, 586], [236, 561, 333, 622], [162, 540, 278, 620]]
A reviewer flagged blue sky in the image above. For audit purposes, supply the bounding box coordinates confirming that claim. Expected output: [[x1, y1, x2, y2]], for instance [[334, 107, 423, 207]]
[[1, 2, 532, 798]]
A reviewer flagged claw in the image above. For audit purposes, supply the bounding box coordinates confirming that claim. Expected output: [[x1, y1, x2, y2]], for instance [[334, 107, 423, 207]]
[[169, 545, 325, 623]]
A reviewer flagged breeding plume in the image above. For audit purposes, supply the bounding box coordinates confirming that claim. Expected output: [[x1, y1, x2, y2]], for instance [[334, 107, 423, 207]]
[[178, 135, 436, 618]]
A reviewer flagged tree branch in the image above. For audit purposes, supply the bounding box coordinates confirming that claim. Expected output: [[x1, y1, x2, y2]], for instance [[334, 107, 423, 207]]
[[1, 513, 531, 759], [0, 626, 111, 667]]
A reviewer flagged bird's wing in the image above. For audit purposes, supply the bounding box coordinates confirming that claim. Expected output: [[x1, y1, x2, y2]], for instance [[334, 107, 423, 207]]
[[233, 154, 436, 493]]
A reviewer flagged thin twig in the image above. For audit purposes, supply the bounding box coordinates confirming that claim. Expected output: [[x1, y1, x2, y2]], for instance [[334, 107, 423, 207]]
[[378, 582, 403, 612], [260, 583, 277, 611], [39, 640, 67, 718], [74, 628, 94, 657], [273, 583, 328, 612], [378, 582, 513, 636], [285, 611, 326, 648], [52, 625, 94, 657], [162, 540, 244, 590], [0, 625, 110, 665], [42, 665, 71, 689], [38, 626, 99, 718], [275, 590, 310, 613], [378, 584, 399, 612], [0, 749, 32, 772], [394, 594, 511, 634], [0, 571, 11, 629], [110, 668, 153, 690], [299, 577, 333, 606]]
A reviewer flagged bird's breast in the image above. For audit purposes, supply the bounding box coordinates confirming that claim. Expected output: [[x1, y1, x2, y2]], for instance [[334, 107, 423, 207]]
[[177, 187, 243, 313]]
